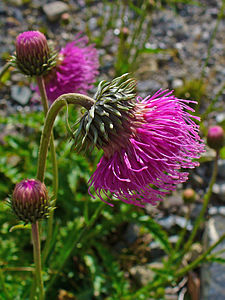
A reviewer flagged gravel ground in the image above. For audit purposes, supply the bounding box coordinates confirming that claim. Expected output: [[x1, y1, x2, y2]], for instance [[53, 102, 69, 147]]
[[0, 0, 224, 110]]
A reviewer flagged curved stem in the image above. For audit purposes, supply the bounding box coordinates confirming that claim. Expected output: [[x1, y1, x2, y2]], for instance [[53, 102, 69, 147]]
[[36, 92, 95, 182], [36, 76, 59, 264], [31, 222, 44, 300], [184, 150, 219, 252]]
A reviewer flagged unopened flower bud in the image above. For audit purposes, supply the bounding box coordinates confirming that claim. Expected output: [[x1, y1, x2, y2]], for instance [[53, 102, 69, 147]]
[[207, 125, 224, 150], [61, 13, 71, 25], [183, 188, 196, 204], [12, 31, 57, 76], [11, 179, 50, 223]]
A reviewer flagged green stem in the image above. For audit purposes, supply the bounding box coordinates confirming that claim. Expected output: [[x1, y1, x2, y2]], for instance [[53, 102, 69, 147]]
[[36, 76, 59, 264], [184, 150, 219, 253], [36, 93, 95, 182], [31, 222, 44, 300]]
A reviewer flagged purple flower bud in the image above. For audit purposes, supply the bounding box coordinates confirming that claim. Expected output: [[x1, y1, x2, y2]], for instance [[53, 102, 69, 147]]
[[207, 126, 224, 150], [11, 179, 50, 223], [13, 31, 57, 76]]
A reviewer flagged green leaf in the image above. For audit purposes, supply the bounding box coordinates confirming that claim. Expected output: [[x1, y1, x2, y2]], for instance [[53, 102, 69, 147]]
[[206, 256, 225, 264]]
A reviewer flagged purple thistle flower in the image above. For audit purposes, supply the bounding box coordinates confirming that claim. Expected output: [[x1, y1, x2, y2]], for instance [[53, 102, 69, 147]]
[[74, 74, 205, 207], [37, 34, 99, 102]]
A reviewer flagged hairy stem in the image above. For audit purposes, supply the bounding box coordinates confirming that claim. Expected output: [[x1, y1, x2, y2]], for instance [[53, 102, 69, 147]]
[[31, 222, 44, 300], [36, 76, 58, 264], [36, 92, 95, 182]]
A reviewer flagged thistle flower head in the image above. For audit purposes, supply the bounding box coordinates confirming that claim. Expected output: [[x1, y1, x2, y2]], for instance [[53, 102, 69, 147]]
[[10, 179, 50, 223], [207, 125, 224, 150], [73, 73, 136, 153], [74, 75, 205, 207], [36, 34, 99, 102], [12, 30, 57, 76]]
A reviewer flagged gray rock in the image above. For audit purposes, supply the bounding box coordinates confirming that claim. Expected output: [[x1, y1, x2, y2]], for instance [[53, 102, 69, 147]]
[[11, 85, 31, 105], [212, 182, 225, 201], [43, 1, 70, 22], [218, 160, 225, 179], [201, 215, 225, 299], [209, 206, 225, 216], [157, 215, 192, 231], [124, 223, 139, 245], [172, 78, 183, 89], [137, 80, 161, 94], [130, 262, 163, 286]]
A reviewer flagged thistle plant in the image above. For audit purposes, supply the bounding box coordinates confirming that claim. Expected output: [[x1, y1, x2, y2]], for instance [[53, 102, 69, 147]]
[[1, 28, 225, 299]]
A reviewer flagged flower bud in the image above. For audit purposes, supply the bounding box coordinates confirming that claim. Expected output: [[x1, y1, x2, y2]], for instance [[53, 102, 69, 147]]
[[12, 31, 57, 76], [183, 188, 196, 204], [11, 179, 50, 223], [207, 125, 224, 150]]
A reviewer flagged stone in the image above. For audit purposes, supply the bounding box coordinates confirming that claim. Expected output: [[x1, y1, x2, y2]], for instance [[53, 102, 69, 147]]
[[172, 78, 183, 89], [11, 85, 31, 105], [124, 223, 140, 245], [43, 1, 70, 22], [157, 215, 192, 231], [130, 262, 163, 286], [218, 160, 225, 179], [212, 182, 225, 202], [201, 215, 225, 299]]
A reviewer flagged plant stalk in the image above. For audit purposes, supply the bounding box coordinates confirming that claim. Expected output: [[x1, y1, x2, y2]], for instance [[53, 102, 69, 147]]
[[36, 76, 59, 264], [31, 222, 44, 300], [36, 93, 95, 183]]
